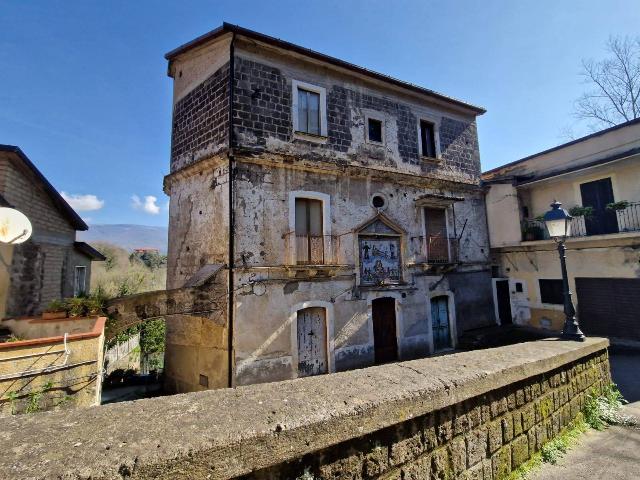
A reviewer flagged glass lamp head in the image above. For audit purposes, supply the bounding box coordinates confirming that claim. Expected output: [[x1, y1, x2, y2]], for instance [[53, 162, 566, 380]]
[[543, 201, 572, 240]]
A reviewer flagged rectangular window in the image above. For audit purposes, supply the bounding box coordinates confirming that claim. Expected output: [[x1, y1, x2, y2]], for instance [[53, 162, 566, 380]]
[[297, 89, 321, 135], [420, 120, 437, 158], [367, 118, 383, 143], [295, 198, 324, 264], [539, 279, 564, 305], [74, 266, 87, 297]]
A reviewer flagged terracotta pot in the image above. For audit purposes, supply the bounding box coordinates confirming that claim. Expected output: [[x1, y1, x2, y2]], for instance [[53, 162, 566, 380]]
[[42, 311, 67, 320]]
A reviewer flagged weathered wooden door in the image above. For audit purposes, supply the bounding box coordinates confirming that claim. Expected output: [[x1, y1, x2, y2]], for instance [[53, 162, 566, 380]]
[[296, 307, 328, 377], [372, 297, 398, 364], [431, 296, 452, 351]]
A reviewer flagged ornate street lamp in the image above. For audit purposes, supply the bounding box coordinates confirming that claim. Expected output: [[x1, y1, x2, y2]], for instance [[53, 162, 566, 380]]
[[543, 201, 585, 341]]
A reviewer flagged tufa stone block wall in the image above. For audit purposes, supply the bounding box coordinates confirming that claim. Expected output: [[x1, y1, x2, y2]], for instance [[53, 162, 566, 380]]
[[170, 62, 230, 172], [242, 348, 610, 480], [0, 338, 610, 480]]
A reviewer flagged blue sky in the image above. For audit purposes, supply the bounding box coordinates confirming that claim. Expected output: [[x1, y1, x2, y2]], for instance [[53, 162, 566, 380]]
[[1, 1, 638, 227]]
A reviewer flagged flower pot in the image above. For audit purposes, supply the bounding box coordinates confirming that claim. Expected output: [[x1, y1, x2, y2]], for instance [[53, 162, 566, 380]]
[[42, 311, 67, 320]]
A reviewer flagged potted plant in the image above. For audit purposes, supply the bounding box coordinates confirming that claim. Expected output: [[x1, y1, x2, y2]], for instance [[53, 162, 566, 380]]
[[42, 299, 68, 320], [606, 200, 630, 211], [568, 205, 594, 217]]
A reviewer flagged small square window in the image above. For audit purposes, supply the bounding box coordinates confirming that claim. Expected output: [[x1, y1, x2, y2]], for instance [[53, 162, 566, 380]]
[[420, 120, 437, 158], [515, 282, 523, 293], [539, 279, 564, 304], [367, 118, 383, 143]]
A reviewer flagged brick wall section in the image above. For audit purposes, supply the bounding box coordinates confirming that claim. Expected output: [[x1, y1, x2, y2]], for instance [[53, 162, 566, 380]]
[[0, 154, 85, 316], [233, 57, 292, 147], [170, 62, 230, 172], [231, 56, 479, 178], [241, 351, 610, 480], [438, 117, 481, 180]]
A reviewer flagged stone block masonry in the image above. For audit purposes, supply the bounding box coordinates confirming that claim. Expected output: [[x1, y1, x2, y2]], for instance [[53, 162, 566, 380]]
[[0, 338, 609, 479], [170, 62, 230, 172]]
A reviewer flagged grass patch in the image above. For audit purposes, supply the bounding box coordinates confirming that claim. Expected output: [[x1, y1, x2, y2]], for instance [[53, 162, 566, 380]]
[[583, 383, 635, 430]]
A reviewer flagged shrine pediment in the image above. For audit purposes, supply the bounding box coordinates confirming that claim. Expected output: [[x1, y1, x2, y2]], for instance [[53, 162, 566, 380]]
[[355, 213, 404, 236]]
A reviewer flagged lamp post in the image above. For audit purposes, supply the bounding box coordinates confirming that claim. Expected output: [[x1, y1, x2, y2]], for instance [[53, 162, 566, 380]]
[[543, 201, 585, 341]]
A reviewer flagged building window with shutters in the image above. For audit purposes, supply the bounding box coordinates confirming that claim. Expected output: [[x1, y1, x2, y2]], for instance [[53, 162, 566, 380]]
[[423, 207, 457, 263], [287, 191, 331, 265], [292, 80, 327, 138]]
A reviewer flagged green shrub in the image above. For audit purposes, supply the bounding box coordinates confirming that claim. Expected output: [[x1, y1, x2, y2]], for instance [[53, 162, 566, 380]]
[[568, 205, 594, 217], [606, 200, 630, 211], [583, 383, 633, 430]]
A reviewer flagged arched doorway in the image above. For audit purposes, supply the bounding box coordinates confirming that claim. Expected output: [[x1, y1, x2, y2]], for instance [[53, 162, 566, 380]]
[[296, 307, 328, 377], [372, 297, 398, 364], [431, 295, 452, 351]]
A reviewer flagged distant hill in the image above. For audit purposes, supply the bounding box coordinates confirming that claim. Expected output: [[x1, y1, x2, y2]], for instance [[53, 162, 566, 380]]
[[79, 224, 168, 254]]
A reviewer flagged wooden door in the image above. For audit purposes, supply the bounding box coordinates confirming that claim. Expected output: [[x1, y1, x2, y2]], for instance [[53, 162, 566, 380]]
[[372, 297, 398, 364], [580, 178, 618, 235], [296, 307, 328, 377], [496, 280, 513, 325], [431, 296, 452, 351]]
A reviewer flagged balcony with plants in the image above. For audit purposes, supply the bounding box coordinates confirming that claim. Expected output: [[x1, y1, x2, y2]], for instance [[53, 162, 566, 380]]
[[521, 201, 640, 241]]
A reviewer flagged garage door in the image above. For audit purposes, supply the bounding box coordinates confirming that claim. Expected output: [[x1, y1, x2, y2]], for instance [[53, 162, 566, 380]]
[[575, 277, 640, 340]]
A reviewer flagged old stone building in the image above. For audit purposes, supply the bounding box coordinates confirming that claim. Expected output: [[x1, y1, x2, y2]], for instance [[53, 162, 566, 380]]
[[163, 24, 494, 393], [0, 145, 105, 318]]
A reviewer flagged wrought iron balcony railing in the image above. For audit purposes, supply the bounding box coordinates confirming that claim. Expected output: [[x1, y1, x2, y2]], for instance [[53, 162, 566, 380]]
[[282, 232, 341, 265], [521, 202, 640, 241], [425, 235, 459, 264]]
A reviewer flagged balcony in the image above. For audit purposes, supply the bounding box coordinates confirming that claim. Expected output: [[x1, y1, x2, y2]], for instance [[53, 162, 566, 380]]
[[521, 202, 640, 241], [282, 232, 342, 266], [425, 235, 459, 264]]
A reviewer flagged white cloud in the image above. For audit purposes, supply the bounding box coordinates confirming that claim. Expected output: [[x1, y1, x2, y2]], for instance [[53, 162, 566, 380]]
[[131, 195, 160, 215], [60, 192, 104, 211]]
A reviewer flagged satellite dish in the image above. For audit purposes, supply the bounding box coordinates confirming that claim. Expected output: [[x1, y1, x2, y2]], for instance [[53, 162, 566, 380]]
[[0, 207, 33, 244]]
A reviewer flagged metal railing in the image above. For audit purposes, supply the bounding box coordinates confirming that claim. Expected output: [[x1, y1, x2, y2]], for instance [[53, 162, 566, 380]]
[[282, 233, 340, 265], [521, 202, 640, 241], [426, 236, 459, 264]]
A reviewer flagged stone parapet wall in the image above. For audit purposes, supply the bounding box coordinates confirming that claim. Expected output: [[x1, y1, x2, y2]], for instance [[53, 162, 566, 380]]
[[0, 338, 609, 479]]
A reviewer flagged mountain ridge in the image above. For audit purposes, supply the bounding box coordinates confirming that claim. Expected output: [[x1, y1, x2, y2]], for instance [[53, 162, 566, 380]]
[[78, 224, 168, 254]]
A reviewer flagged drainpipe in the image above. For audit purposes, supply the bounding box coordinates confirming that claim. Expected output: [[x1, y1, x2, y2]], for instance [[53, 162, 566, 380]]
[[227, 33, 236, 388]]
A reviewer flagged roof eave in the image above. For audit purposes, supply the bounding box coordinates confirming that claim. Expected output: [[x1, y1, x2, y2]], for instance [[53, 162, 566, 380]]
[[165, 23, 486, 116], [0, 145, 88, 231]]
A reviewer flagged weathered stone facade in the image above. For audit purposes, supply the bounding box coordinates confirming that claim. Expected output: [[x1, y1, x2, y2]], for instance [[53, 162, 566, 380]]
[[163, 25, 494, 392]]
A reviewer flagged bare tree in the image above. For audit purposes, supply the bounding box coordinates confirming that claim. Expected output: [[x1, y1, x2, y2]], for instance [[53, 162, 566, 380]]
[[575, 36, 640, 129]]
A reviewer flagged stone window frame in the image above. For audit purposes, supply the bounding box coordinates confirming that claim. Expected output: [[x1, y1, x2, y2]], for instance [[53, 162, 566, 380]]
[[287, 191, 332, 265], [291, 80, 328, 141], [289, 300, 336, 379], [417, 116, 442, 161], [364, 111, 386, 146]]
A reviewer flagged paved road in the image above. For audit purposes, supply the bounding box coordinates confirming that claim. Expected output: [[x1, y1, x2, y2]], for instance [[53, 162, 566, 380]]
[[531, 350, 640, 480]]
